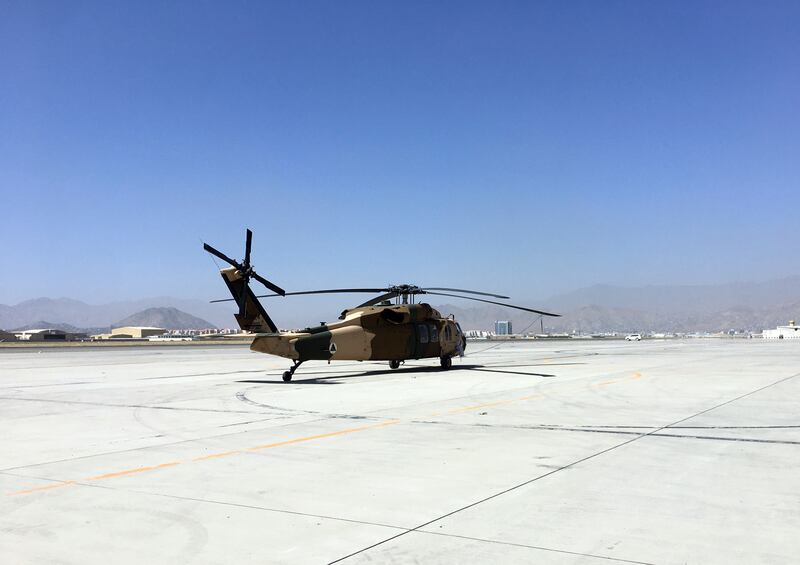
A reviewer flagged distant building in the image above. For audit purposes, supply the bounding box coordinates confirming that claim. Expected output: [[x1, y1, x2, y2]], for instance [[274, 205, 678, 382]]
[[763, 321, 800, 340], [14, 329, 68, 341], [93, 326, 166, 339], [495, 321, 512, 335], [0, 330, 18, 342]]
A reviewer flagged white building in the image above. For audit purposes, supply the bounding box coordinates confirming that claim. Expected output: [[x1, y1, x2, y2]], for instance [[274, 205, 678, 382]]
[[14, 329, 67, 341], [763, 321, 800, 340]]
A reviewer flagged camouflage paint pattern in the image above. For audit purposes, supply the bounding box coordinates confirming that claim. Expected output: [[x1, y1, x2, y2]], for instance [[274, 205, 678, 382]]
[[220, 267, 465, 363]]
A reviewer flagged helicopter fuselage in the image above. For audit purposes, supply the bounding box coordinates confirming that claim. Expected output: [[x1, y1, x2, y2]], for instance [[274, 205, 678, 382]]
[[251, 303, 465, 363]]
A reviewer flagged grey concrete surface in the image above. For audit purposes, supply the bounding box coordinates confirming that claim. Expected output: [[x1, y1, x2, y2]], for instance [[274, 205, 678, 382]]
[[1, 340, 798, 564]]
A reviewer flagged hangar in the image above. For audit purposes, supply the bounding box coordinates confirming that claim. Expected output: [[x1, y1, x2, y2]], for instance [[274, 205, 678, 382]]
[[0, 330, 17, 342], [103, 326, 166, 339], [14, 329, 68, 341]]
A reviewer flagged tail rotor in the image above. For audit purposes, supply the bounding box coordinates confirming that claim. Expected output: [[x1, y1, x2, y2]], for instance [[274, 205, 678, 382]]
[[203, 229, 285, 325]]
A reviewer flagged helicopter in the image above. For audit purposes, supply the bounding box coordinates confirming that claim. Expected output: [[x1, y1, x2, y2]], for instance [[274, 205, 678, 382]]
[[203, 230, 560, 381]]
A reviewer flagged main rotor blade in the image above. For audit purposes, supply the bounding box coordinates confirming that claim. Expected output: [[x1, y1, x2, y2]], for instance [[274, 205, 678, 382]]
[[358, 292, 399, 307], [422, 287, 510, 299], [244, 229, 252, 268], [424, 291, 560, 317], [203, 243, 241, 269], [251, 271, 286, 296], [257, 288, 389, 298], [209, 288, 389, 303]]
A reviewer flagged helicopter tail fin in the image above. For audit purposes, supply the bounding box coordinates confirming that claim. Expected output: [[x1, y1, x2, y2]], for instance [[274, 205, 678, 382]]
[[220, 267, 279, 333]]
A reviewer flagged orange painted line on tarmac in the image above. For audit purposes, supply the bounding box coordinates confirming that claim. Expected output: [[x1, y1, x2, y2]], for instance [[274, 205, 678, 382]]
[[9, 480, 76, 496], [192, 450, 241, 462], [8, 420, 401, 497], [247, 419, 401, 451], [85, 461, 182, 481], [597, 379, 619, 386]]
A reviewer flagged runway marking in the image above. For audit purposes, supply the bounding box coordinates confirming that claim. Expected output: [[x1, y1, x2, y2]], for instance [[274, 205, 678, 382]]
[[85, 461, 181, 481], [192, 450, 240, 462], [248, 420, 400, 452], [12, 480, 76, 495], [7, 370, 645, 497], [8, 420, 401, 497]]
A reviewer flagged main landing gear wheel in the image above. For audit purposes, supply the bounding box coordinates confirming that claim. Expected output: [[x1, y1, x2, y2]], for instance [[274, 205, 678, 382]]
[[440, 356, 452, 370], [389, 360, 401, 370]]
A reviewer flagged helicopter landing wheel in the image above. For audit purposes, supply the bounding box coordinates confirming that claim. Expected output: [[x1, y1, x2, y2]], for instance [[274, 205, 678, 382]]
[[389, 360, 401, 370], [282, 360, 303, 382], [440, 356, 452, 370]]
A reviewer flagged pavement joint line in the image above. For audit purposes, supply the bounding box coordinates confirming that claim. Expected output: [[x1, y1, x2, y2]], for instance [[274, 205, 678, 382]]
[[0, 369, 660, 497], [326, 370, 800, 564], [0, 412, 328, 474], [415, 529, 655, 565], [0, 395, 264, 415], [76, 481, 413, 532], [413, 421, 800, 446], [5, 367, 646, 486], [6, 418, 403, 497]]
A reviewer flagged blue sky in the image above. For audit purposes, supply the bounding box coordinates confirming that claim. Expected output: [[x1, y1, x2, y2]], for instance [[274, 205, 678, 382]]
[[2, 0, 798, 308]]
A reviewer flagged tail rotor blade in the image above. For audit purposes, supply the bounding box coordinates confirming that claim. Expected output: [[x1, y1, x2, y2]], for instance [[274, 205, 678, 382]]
[[203, 243, 240, 269], [239, 283, 248, 318], [244, 229, 252, 268], [252, 272, 286, 296]]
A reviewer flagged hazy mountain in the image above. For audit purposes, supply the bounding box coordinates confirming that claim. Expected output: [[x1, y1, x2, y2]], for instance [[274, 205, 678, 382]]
[[543, 276, 800, 314], [0, 297, 233, 330], [10, 321, 103, 334], [3, 276, 799, 333], [113, 308, 215, 330], [431, 276, 800, 333], [431, 300, 800, 334]]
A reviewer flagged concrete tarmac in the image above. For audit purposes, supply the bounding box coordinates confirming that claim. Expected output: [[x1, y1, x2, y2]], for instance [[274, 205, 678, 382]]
[[1, 340, 798, 564]]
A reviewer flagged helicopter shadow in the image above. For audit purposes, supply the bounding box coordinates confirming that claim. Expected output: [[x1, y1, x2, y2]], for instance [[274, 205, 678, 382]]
[[236, 363, 556, 385]]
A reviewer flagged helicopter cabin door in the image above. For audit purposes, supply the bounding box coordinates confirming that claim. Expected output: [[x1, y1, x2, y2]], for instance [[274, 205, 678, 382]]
[[413, 322, 441, 359]]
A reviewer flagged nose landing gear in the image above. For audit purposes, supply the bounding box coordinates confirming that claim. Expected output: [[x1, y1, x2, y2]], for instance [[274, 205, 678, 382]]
[[389, 360, 401, 370], [440, 356, 452, 370]]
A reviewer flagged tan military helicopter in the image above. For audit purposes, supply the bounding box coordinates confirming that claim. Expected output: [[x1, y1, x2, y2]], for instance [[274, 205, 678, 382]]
[[204, 230, 559, 381]]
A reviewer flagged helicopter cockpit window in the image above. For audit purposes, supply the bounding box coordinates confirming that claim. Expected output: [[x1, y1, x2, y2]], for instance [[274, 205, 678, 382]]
[[418, 324, 429, 344], [429, 324, 438, 342]]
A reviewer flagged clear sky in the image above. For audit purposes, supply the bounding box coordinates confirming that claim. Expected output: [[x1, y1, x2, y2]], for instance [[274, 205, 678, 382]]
[[2, 1, 798, 308]]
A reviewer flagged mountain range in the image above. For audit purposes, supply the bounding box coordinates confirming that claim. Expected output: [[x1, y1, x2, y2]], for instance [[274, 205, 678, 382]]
[[114, 307, 214, 330], [2, 276, 799, 333], [0, 297, 230, 331], [433, 276, 800, 333]]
